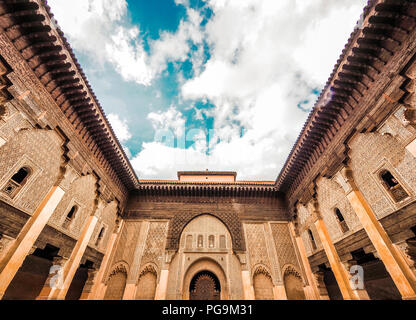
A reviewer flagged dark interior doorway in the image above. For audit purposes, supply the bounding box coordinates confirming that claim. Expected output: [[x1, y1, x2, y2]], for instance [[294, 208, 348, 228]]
[[319, 264, 343, 300], [3, 244, 59, 300], [189, 270, 220, 300]]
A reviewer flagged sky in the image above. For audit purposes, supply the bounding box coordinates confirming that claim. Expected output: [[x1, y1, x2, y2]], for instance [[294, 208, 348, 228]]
[[47, 0, 368, 180]]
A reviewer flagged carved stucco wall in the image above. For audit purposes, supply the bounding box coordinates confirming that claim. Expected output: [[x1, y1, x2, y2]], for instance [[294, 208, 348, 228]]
[[349, 130, 416, 220], [0, 128, 63, 214], [166, 211, 245, 252], [270, 223, 302, 277], [316, 177, 362, 243], [166, 215, 243, 300]]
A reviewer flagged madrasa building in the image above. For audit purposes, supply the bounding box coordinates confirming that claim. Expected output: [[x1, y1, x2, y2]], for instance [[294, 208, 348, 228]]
[[0, 0, 416, 300]]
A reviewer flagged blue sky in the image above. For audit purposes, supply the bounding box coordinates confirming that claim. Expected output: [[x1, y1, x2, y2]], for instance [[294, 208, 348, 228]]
[[48, 0, 367, 180]]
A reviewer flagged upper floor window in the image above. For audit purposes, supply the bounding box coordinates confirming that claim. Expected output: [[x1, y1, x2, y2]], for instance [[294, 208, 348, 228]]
[[197, 235, 203, 248], [334, 208, 349, 233], [219, 235, 226, 249], [185, 235, 193, 249], [95, 227, 105, 246], [208, 235, 215, 248], [2, 167, 31, 198], [62, 205, 78, 229], [308, 229, 317, 251], [379, 170, 409, 202]]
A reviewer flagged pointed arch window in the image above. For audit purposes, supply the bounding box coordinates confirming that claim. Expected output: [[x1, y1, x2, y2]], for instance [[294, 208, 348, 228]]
[[2, 167, 31, 198], [334, 208, 349, 233], [379, 170, 409, 202]]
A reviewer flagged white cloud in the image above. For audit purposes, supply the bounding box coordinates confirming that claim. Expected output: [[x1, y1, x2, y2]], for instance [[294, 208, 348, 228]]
[[107, 113, 132, 143], [147, 106, 186, 137], [48, 0, 203, 86], [49, 0, 369, 180]]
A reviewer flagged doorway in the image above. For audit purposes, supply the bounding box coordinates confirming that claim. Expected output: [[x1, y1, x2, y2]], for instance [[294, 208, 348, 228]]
[[189, 270, 221, 300]]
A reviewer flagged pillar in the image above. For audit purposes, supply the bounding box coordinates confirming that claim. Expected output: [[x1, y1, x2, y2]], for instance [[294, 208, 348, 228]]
[[154, 269, 169, 300], [241, 270, 255, 300], [289, 222, 320, 300], [0, 185, 65, 299], [273, 285, 287, 300], [88, 219, 124, 300], [336, 167, 416, 299], [47, 201, 104, 300], [310, 200, 360, 300], [123, 221, 149, 300], [36, 256, 68, 300], [342, 259, 370, 300]]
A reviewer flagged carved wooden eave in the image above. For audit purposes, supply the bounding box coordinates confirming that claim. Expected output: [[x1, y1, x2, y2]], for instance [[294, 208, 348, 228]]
[[275, 0, 416, 199], [134, 182, 281, 200], [0, 0, 139, 190]]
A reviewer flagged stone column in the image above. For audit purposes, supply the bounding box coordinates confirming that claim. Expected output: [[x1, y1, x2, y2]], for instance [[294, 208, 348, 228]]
[[0, 185, 65, 299], [154, 269, 169, 300], [241, 270, 255, 300], [336, 167, 416, 299], [341, 259, 370, 300], [310, 200, 360, 300], [273, 285, 287, 300], [89, 219, 124, 300], [79, 268, 98, 300], [123, 221, 149, 300], [289, 222, 320, 300], [49, 200, 104, 300], [36, 256, 69, 300]]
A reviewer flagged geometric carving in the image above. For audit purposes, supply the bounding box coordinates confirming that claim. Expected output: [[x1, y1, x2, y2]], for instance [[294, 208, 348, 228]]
[[270, 223, 301, 274], [245, 224, 271, 275], [141, 222, 168, 270], [166, 212, 245, 252]]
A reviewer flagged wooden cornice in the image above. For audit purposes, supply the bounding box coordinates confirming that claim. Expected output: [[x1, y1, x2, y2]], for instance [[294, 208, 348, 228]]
[[0, 0, 138, 190], [275, 0, 416, 196]]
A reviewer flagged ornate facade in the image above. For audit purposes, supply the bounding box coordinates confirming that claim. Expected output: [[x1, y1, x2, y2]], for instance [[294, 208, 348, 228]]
[[0, 0, 416, 300]]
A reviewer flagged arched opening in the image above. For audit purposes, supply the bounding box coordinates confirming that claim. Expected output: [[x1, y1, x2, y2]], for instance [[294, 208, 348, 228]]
[[136, 267, 157, 300], [3, 167, 31, 198], [189, 270, 220, 300], [253, 267, 274, 300], [283, 267, 306, 300], [334, 208, 349, 233], [104, 266, 127, 300], [379, 170, 409, 202], [62, 205, 78, 229]]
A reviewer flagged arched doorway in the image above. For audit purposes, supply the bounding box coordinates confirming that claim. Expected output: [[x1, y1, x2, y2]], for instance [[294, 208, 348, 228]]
[[190, 271, 220, 300]]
